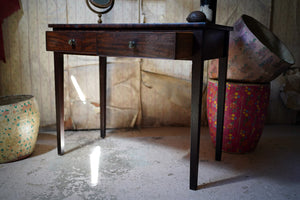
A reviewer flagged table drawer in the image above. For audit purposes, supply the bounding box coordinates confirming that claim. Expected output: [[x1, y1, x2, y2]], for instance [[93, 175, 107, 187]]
[[46, 31, 97, 55], [97, 32, 192, 59]]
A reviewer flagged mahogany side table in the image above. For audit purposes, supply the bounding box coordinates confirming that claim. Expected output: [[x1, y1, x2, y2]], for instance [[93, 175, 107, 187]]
[[46, 23, 232, 190]]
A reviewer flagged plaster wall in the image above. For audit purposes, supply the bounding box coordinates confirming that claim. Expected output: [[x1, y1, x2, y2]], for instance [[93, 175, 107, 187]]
[[0, 0, 298, 129]]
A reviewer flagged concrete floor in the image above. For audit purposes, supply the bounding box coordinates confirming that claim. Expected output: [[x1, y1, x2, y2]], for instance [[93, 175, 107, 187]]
[[0, 125, 299, 200]]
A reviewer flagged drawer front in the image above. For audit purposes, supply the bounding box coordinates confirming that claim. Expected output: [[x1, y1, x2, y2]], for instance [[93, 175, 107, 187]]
[[46, 31, 97, 54], [97, 32, 177, 59]]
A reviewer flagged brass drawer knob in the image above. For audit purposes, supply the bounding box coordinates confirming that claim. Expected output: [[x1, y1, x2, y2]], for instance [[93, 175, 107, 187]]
[[128, 41, 136, 49], [68, 39, 76, 48]]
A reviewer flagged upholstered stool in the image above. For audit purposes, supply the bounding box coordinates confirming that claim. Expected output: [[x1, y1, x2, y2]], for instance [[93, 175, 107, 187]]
[[207, 79, 270, 153], [0, 95, 40, 163]]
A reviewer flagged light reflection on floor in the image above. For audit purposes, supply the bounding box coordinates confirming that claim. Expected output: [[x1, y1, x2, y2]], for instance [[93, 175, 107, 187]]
[[90, 146, 101, 186]]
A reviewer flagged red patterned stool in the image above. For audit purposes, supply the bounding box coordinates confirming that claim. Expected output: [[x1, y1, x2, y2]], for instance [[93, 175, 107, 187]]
[[207, 79, 270, 153]]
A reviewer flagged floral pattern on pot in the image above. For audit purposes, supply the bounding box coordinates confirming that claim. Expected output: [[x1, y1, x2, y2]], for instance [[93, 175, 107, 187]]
[[208, 15, 294, 83], [0, 95, 40, 163], [207, 79, 270, 153]]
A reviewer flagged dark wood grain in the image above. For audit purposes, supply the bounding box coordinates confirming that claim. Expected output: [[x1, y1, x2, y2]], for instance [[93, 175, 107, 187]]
[[175, 32, 193, 60], [215, 31, 230, 161], [49, 23, 233, 31], [190, 31, 204, 190], [97, 32, 176, 59], [46, 31, 97, 55], [54, 52, 65, 155], [46, 22, 232, 191], [99, 56, 107, 138], [203, 30, 226, 60]]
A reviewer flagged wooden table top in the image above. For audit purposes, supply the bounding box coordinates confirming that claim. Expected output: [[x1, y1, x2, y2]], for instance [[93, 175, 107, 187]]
[[48, 23, 233, 31]]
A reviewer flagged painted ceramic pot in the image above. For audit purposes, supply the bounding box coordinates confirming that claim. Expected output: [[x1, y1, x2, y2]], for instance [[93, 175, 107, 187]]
[[208, 15, 295, 83], [0, 95, 40, 163], [207, 79, 270, 153]]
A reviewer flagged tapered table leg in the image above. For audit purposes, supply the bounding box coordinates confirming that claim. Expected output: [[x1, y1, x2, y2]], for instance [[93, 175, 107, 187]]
[[54, 52, 64, 155], [215, 57, 228, 161], [99, 56, 107, 138], [190, 31, 204, 190], [215, 32, 230, 161]]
